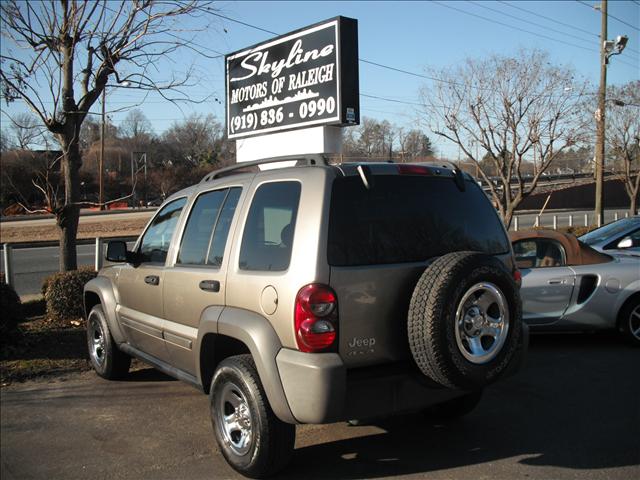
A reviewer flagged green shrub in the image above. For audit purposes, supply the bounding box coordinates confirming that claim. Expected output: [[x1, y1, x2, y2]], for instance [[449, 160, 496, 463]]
[[43, 267, 97, 322], [0, 280, 23, 340]]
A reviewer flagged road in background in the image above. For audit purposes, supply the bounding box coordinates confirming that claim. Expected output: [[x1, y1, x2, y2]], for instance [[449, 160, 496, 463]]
[[1, 333, 638, 480], [1, 209, 153, 228], [1, 242, 135, 297]]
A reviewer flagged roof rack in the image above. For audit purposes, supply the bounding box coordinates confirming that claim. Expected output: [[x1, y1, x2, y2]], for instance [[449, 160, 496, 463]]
[[200, 154, 329, 183]]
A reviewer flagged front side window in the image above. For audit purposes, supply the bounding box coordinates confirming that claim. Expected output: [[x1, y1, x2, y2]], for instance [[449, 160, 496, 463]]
[[139, 197, 187, 264], [239, 182, 301, 271]]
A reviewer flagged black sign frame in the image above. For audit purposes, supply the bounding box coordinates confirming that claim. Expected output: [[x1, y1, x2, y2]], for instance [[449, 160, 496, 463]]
[[225, 16, 359, 140]]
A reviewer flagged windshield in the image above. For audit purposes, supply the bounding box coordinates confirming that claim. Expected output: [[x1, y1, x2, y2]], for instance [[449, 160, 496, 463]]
[[328, 175, 510, 266], [579, 218, 639, 245]]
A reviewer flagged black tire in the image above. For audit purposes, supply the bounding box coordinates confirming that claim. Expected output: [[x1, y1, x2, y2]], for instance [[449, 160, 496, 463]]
[[408, 251, 523, 390], [423, 390, 483, 421], [618, 295, 640, 347], [86, 304, 131, 379], [210, 354, 295, 478]]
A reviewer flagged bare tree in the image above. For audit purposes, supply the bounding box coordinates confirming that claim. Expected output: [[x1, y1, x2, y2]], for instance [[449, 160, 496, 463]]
[[8, 112, 54, 149], [0, 129, 13, 152], [161, 113, 224, 167], [1, 0, 218, 271], [608, 81, 640, 215], [420, 50, 590, 227], [397, 128, 434, 161], [120, 108, 154, 140]]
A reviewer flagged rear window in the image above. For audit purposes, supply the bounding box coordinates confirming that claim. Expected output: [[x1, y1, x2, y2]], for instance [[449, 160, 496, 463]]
[[328, 175, 509, 266]]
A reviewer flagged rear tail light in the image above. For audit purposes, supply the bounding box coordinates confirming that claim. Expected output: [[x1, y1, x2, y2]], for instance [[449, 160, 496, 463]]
[[294, 284, 338, 352], [513, 269, 522, 285]]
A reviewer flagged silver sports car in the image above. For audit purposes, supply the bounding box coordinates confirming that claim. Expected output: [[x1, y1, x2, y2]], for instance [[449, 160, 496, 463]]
[[511, 230, 640, 345], [579, 216, 640, 254]]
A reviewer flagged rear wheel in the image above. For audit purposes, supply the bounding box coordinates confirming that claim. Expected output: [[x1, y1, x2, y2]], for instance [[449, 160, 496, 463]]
[[210, 355, 294, 478], [86, 305, 131, 379], [618, 297, 640, 346], [408, 252, 523, 390]]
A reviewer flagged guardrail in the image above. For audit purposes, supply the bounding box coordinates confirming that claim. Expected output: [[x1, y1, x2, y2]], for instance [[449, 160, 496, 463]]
[[1, 236, 137, 291], [510, 210, 631, 232]]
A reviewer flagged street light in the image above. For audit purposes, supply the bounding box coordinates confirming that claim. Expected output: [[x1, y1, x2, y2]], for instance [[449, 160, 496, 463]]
[[594, 0, 628, 226]]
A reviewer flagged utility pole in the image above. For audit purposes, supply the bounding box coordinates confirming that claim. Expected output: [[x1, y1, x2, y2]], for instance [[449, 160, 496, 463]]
[[99, 88, 106, 210], [594, 0, 607, 224]]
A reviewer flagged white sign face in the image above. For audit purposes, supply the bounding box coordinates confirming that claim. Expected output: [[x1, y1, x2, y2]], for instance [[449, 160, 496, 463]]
[[226, 17, 359, 140]]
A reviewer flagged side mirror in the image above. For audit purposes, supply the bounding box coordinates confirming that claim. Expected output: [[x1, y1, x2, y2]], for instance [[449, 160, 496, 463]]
[[106, 240, 128, 262], [616, 237, 633, 249]]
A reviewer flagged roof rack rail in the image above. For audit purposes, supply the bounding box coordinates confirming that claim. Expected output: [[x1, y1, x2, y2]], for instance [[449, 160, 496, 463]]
[[200, 154, 329, 183]]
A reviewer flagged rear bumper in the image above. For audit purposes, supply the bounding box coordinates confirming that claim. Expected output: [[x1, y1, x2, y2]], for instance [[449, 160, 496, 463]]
[[276, 350, 462, 424], [275, 324, 529, 425]]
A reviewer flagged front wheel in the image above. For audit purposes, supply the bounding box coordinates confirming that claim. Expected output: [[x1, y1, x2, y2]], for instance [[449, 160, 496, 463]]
[[210, 355, 295, 478], [618, 297, 640, 347], [86, 304, 131, 379]]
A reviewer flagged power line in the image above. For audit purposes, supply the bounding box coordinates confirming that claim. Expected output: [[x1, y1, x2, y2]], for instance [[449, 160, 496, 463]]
[[499, 0, 639, 55], [209, 12, 606, 95], [206, 11, 278, 35], [576, 0, 640, 32], [432, 1, 594, 53], [434, 1, 637, 69], [499, 0, 598, 38], [470, 1, 596, 45]]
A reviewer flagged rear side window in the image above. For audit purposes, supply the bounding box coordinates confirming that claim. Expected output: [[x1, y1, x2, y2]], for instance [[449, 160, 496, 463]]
[[239, 182, 301, 271], [328, 175, 509, 266], [177, 187, 241, 266]]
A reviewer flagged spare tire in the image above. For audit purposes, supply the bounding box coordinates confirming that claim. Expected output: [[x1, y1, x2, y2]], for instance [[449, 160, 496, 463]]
[[408, 251, 522, 390]]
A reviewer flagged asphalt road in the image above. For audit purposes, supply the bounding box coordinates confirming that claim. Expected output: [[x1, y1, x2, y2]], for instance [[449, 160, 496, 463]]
[[1, 332, 639, 480], [1, 209, 153, 227], [0, 243, 134, 297]]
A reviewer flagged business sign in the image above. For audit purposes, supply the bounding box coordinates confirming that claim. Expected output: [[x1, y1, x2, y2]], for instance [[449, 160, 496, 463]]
[[226, 16, 359, 139]]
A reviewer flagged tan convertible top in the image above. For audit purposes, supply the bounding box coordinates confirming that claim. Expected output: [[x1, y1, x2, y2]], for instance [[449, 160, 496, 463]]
[[509, 229, 612, 266]]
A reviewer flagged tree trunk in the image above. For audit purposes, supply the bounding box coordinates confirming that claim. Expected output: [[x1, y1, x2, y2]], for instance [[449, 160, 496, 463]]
[[57, 204, 79, 271], [57, 130, 82, 271], [631, 193, 638, 217]]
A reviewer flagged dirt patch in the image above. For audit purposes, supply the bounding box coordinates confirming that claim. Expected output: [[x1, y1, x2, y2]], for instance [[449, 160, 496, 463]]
[[1, 313, 90, 385], [0, 217, 148, 243], [0, 298, 148, 386]]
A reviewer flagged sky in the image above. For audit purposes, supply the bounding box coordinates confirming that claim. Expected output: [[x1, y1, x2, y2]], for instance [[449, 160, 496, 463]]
[[1, 0, 639, 158]]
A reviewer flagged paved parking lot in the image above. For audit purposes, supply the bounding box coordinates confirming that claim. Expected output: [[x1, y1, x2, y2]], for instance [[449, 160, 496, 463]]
[[1, 333, 639, 480]]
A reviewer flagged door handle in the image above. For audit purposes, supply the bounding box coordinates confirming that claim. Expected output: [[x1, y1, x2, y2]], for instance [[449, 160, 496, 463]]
[[199, 280, 220, 292], [144, 275, 160, 286], [547, 278, 565, 285]]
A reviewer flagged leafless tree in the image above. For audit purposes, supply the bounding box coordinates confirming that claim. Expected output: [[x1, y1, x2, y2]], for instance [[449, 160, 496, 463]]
[[120, 108, 154, 140], [161, 113, 224, 166], [419, 49, 590, 227], [8, 112, 54, 149], [607, 81, 640, 215], [397, 128, 434, 161], [1, 0, 219, 270]]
